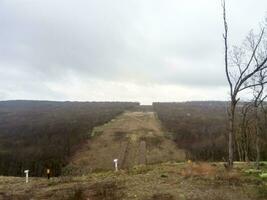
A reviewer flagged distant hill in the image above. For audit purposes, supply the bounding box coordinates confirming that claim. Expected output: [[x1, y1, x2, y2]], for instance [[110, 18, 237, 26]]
[[0, 100, 139, 176]]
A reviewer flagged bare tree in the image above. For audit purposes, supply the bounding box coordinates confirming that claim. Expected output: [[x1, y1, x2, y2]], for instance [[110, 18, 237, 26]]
[[222, 0, 267, 168], [260, 99, 267, 131], [251, 70, 267, 169], [236, 102, 253, 162]]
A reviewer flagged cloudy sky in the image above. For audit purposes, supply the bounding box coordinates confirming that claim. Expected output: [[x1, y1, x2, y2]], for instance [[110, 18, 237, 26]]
[[0, 0, 266, 104]]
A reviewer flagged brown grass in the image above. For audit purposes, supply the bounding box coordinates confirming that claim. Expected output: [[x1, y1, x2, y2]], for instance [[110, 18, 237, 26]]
[[113, 131, 127, 141], [215, 170, 243, 185], [0, 162, 262, 200], [180, 162, 217, 177], [67, 111, 185, 174], [150, 193, 174, 200], [68, 187, 84, 200], [85, 180, 124, 200]]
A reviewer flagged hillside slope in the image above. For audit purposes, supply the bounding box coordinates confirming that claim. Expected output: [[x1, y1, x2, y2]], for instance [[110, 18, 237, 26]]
[[64, 111, 185, 175]]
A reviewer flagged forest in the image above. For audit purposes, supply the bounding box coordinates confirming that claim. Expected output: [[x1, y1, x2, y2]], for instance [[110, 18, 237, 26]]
[[153, 101, 267, 162], [1, 100, 267, 177], [0, 100, 139, 176]]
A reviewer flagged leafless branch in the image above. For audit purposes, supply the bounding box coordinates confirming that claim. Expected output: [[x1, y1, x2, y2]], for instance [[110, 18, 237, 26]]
[[235, 29, 265, 92], [222, 0, 233, 96], [239, 81, 267, 92]]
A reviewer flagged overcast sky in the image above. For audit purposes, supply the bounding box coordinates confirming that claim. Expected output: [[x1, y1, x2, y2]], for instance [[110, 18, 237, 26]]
[[0, 0, 266, 104]]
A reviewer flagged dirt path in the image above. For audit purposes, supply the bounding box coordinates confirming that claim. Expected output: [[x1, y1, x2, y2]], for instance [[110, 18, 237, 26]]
[[65, 111, 185, 175]]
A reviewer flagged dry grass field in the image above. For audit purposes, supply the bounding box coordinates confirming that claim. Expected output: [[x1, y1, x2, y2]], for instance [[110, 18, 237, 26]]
[[64, 111, 185, 175], [0, 162, 267, 200]]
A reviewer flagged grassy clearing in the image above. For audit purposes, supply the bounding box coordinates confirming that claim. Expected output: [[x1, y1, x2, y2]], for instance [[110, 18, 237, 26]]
[[66, 111, 185, 175], [1, 162, 267, 200]]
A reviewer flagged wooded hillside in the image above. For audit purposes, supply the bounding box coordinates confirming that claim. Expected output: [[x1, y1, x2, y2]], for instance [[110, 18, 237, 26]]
[[0, 101, 138, 176], [153, 102, 267, 161]]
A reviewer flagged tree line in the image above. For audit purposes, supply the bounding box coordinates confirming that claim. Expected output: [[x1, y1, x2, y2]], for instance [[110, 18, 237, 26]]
[[153, 101, 267, 163], [0, 100, 139, 176]]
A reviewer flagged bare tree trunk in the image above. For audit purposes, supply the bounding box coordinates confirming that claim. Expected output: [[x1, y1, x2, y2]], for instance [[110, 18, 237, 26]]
[[240, 129, 245, 161], [240, 103, 251, 162], [228, 102, 236, 167], [255, 106, 260, 169], [245, 131, 249, 162], [236, 140, 242, 161], [222, 0, 267, 168], [256, 133, 260, 168]]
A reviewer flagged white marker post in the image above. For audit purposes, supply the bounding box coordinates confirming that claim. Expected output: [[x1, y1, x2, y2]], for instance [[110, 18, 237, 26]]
[[113, 159, 118, 172], [24, 170, 29, 183]]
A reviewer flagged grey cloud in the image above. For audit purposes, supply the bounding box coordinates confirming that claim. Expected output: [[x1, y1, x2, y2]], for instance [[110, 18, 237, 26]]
[[0, 0, 267, 101]]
